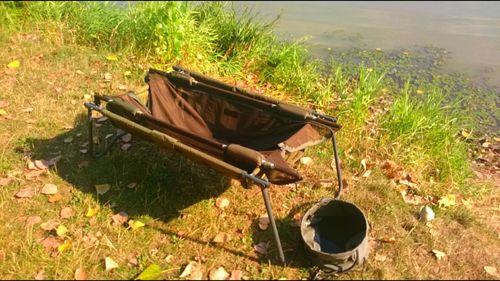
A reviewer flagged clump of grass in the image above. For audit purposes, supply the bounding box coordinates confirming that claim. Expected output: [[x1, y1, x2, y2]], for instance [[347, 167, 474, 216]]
[[380, 81, 470, 184]]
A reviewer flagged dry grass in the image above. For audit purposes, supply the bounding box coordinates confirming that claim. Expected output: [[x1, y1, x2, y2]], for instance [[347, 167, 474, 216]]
[[0, 22, 499, 281]]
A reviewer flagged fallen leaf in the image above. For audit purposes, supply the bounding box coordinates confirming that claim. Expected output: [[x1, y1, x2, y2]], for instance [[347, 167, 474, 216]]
[[121, 143, 132, 151], [34, 159, 50, 170], [83, 94, 92, 101], [165, 255, 174, 263], [41, 184, 58, 195], [128, 220, 145, 230], [438, 194, 456, 208], [215, 197, 230, 210], [381, 160, 404, 179], [40, 236, 60, 251], [106, 54, 118, 61], [111, 212, 129, 226], [362, 169, 372, 178], [461, 129, 471, 138], [26, 216, 42, 226], [85, 207, 98, 217], [57, 240, 72, 253], [209, 267, 229, 280], [104, 73, 112, 81], [15, 187, 35, 198], [7, 60, 20, 69], [135, 264, 163, 280], [300, 157, 313, 166], [360, 159, 367, 171], [229, 270, 243, 280], [95, 184, 111, 195], [74, 267, 87, 280], [34, 270, 45, 280], [212, 232, 231, 244], [258, 214, 270, 230], [124, 71, 132, 77], [374, 253, 387, 262], [484, 266, 498, 277], [40, 220, 59, 231], [254, 241, 269, 255], [118, 84, 127, 90], [25, 169, 46, 181], [121, 134, 132, 142], [179, 261, 204, 280], [380, 237, 396, 243], [0, 177, 13, 186], [127, 182, 137, 189], [128, 257, 139, 267], [105, 257, 119, 271], [60, 207, 74, 219], [56, 225, 68, 237], [48, 193, 63, 203], [63, 137, 73, 144], [0, 109, 7, 116], [432, 249, 446, 260], [75, 70, 85, 76]]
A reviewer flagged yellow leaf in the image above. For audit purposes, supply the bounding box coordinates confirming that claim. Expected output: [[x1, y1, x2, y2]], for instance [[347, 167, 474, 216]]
[[56, 225, 69, 237], [276, 84, 284, 90], [128, 220, 145, 230], [7, 60, 20, 69], [86, 207, 98, 217], [0, 109, 7, 116], [106, 54, 118, 61], [58, 240, 72, 253], [461, 129, 471, 138], [438, 194, 456, 208], [124, 71, 132, 77]]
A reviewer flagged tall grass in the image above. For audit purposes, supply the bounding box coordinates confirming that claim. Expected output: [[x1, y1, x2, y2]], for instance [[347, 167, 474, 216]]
[[380, 81, 470, 183]]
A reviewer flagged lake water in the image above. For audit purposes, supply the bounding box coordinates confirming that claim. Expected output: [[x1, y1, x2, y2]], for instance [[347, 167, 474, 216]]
[[237, 1, 500, 90]]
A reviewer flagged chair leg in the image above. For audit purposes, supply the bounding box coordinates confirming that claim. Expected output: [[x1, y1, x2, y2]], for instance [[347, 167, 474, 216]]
[[260, 186, 285, 264]]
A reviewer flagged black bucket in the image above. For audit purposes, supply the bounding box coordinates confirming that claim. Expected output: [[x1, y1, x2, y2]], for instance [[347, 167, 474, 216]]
[[301, 198, 369, 273]]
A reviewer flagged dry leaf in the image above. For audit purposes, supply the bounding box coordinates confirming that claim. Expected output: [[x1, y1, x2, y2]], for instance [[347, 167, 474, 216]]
[[432, 249, 446, 260], [128, 220, 145, 230], [361, 159, 367, 171], [63, 137, 73, 144], [86, 207, 98, 217], [254, 241, 269, 255], [484, 266, 498, 277], [106, 54, 118, 61], [34, 159, 50, 170], [105, 257, 119, 271], [25, 169, 46, 181], [0, 109, 7, 116], [60, 207, 74, 219], [165, 255, 174, 263], [0, 177, 12, 186], [121, 143, 131, 151], [74, 267, 87, 280], [300, 157, 313, 166], [229, 270, 243, 280], [209, 267, 229, 280], [212, 232, 231, 244], [381, 160, 404, 179], [380, 237, 396, 243], [56, 225, 68, 237], [40, 236, 60, 251], [104, 73, 112, 81], [362, 169, 372, 178], [111, 212, 129, 226], [7, 60, 20, 69], [215, 197, 230, 210], [127, 182, 137, 189], [41, 184, 58, 195], [40, 220, 59, 231], [95, 184, 111, 195], [48, 193, 63, 203], [258, 214, 270, 230], [15, 187, 35, 198], [374, 253, 387, 262], [34, 270, 45, 280], [58, 240, 72, 253], [180, 261, 204, 280], [121, 134, 132, 142], [26, 216, 42, 226], [438, 194, 456, 208], [124, 71, 131, 77]]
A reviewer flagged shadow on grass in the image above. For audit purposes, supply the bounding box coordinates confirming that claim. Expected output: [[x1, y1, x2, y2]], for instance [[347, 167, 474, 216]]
[[26, 112, 318, 269]]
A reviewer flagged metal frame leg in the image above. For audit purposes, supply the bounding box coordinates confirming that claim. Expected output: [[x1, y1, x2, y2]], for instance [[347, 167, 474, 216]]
[[261, 185, 285, 264]]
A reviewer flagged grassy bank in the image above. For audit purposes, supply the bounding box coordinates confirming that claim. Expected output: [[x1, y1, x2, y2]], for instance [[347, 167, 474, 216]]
[[0, 1, 498, 280]]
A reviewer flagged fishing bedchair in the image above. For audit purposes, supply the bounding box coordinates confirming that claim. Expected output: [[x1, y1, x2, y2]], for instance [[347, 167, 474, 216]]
[[84, 65, 343, 264]]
